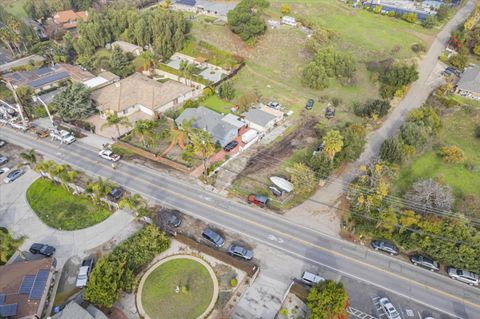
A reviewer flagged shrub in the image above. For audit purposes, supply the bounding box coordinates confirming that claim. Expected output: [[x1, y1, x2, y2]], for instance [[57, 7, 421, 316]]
[[422, 15, 437, 29], [203, 87, 215, 97], [388, 11, 395, 17], [400, 122, 428, 148], [404, 179, 454, 214], [183, 99, 200, 109], [379, 137, 403, 163], [218, 81, 236, 100], [411, 43, 426, 53], [227, 0, 269, 42], [379, 64, 418, 99], [439, 145, 465, 163], [353, 99, 391, 119], [475, 125, 480, 139], [308, 153, 333, 179], [230, 278, 238, 287], [281, 4, 291, 14], [403, 12, 417, 23]]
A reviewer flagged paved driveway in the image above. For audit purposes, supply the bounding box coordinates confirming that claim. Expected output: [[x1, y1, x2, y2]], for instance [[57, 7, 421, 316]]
[[0, 169, 139, 266]]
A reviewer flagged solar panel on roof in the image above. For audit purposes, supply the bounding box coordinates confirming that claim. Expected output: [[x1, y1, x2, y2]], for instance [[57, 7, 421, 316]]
[[0, 294, 5, 305], [19, 275, 35, 294], [28, 270, 49, 300], [34, 67, 53, 76], [28, 71, 70, 89], [0, 304, 17, 317]]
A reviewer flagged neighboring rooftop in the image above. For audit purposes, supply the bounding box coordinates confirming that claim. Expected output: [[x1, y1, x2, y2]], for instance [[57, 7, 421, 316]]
[[91, 72, 192, 112], [51, 301, 108, 319], [457, 66, 480, 94], [243, 107, 277, 127], [0, 258, 55, 319], [111, 41, 143, 54], [54, 10, 88, 29], [0, 55, 45, 73], [57, 63, 95, 82]]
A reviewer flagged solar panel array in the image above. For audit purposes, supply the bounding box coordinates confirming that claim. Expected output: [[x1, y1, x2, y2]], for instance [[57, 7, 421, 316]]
[[28, 269, 49, 300], [0, 304, 17, 317], [0, 293, 5, 305], [19, 275, 36, 294], [29, 71, 70, 89]]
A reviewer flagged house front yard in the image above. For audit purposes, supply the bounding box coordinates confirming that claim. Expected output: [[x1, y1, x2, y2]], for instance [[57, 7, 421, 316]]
[[121, 117, 173, 155], [26, 178, 111, 230]]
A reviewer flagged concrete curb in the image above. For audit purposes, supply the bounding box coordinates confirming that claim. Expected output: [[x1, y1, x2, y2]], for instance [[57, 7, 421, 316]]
[[136, 254, 219, 319]]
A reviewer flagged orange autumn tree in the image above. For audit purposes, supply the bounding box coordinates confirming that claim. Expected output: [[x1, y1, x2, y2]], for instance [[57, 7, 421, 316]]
[[307, 280, 349, 319]]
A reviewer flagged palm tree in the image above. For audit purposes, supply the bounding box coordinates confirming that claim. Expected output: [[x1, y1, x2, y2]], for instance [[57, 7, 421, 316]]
[[86, 177, 112, 205], [139, 51, 156, 73], [190, 129, 215, 181], [101, 113, 131, 138], [19, 149, 37, 168], [323, 130, 344, 161], [119, 194, 149, 216], [58, 165, 77, 191], [34, 160, 56, 178], [0, 28, 15, 56], [179, 60, 188, 82], [132, 120, 155, 148], [185, 63, 195, 86]]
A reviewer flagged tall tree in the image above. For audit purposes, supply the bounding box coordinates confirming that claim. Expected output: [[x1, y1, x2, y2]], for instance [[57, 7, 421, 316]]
[[101, 113, 131, 138], [227, 0, 269, 42], [52, 82, 94, 122], [307, 280, 349, 319], [286, 162, 317, 195], [131, 120, 156, 148], [323, 130, 344, 161], [19, 149, 37, 168], [190, 128, 215, 179], [110, 46, 133, 78]]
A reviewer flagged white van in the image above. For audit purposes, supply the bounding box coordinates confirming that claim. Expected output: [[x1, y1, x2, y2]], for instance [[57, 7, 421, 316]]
[[301, 271, 325, 286]]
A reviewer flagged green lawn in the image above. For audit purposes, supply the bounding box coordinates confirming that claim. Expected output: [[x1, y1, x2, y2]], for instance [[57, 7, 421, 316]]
[[396, 106, 480, 197], [202, 95, 234, 114], [4, 0, 28, 18], [141, 258, 214, 319], [26, 178, 111, 230]]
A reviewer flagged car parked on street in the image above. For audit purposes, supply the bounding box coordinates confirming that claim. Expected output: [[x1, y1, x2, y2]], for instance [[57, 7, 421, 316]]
[[29, 243, 56, 257], [0, 155, 8, 165], [166, 210, 182, 228], [0, 167, 10, 175], [371, 240, 399, 255], [379, 297, 401, 319], [76, 258, 95, 288], [306, 99, 314, 110], [228, 244, 253, 260], [202, 228, 225, 247], [301, 271, 325, 286], [3, 169, 24, 183], [409, 255, 440, 272], [98, 149, 121, 162], [223, 140, 238, 152], [108, 187, 124, 201], [50, 129, 76, 144], [447, 267, 479, 286], [248, 194, 269, 208]]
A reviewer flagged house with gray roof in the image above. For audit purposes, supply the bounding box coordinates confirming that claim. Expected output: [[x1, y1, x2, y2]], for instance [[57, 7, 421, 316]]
[[243, 104, 283, 132], [175, 106, 239, 146], [456, 66, 480, 100], [51, 301, 108, 319]]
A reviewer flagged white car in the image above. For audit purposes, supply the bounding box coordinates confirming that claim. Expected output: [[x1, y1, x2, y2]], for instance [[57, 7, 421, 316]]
[[448, 267, 479, 286], [50, 129, 76, 144], [76, 258, 94, 288], [98, 150, 121, 162], [379, 297, 401, 319]]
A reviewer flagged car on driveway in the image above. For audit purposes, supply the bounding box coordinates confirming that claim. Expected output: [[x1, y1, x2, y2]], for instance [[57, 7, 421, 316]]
[[223, 140, 238, 152], [0, 155, 8, 165], [248, 194, 268, 208], [228, 244, 253, 260], [409, 255, 440, 272], [98, 150, 121, 162], [29, 243, 56, 257], [4, 169, 24, 183], [202, 228, 225, 248], [76, 258, 94, 288], [447, 267, 479, 286], [306, 99, 314, 110], [371, 240, 399, 255], [379, 297, 401, 319]]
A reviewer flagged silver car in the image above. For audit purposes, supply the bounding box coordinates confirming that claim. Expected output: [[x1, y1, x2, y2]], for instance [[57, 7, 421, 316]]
[[447, 267, 479, 286], [379, 297, 401, 319]]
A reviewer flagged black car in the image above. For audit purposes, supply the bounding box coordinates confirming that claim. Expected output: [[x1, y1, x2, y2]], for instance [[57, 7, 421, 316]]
[[29, 243, 56, 257], [325, 107, 335, 119], [202, 228, 225, 247], [306, 99, 314, 110], [224, 140, 238, 152], [108, 188, 123, 201], [228, 244, 253, 260], [371, 240, 399, 255], [410, 255, 440, 272], [166, 211, 182, 228]]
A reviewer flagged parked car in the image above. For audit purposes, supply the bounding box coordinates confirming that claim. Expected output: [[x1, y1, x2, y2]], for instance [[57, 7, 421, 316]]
[[166, 210, 182, 228], [29, 243, 55, 257], [325, 106, 335, 119], [108, 187, 123, 201], [76, 258, 95, 288], [268, 101, 282, 110], [228, 244, 253, 260], [223, 140, 238, 152], [0, 155, 8, 165], [379, 297, 401, 319], [248, 194, 269, 208], [0, 139, 6, 147], [50, 129, 75, 144], [445, 66, 461, 77], [4, 169, 24, 183], [98, 149, 121, 162], [202, 228, 225, 247], [0, 167, 10, 175], [409, 255, 440, 272], [447, 267, 479, 286], [371, 240, 399, 255], [301, 271, 325, 286], [306, 99, 314, 110], [268, 186, 282, 197]]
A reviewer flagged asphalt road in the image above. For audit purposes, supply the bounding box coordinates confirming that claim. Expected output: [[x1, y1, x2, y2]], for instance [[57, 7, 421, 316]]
[[2, 128, 479, 319]]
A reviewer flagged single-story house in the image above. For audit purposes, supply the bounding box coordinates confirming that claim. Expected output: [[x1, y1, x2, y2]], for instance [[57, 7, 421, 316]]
[[51, 301, 108, 319], [53, 10, 88, 30], [3, 63, 94, 92], [0, 258, 56, 319], [83, 71, 120, 90], [111, 41, 143, 56], [281, 16, 297, 26], [456, 66, 480, 100], [175, 106, 239, 146], [243, 104, 284, 133], [91, 72, 194, 119], [0, 55, 45, 73]]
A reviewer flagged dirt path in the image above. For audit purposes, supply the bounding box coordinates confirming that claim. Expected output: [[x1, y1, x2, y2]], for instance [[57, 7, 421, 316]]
[[287, 0, 478, 226]]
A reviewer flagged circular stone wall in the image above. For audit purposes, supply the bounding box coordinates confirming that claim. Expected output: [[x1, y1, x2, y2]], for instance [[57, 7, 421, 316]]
[[137, 255, 218, 319]]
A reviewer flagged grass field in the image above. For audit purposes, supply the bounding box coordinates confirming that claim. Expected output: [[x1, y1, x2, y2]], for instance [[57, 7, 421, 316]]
[[141, 258, 214, 319], [26, 178, 111, 230], [396, 106, 480, 198], [3, 0, 28, 18], [203, 95, 233, 113]]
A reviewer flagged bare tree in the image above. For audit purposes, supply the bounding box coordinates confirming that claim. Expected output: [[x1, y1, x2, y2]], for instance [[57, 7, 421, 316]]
[[404, 179, 454, 214]]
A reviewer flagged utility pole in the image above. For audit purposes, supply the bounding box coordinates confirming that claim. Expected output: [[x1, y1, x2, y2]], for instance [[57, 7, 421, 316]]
[[201, 139, 208, 182]]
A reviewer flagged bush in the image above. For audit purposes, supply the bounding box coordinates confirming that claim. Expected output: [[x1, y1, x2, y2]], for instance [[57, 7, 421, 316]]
[[218, 82, 236, 100], [183, 99, 200, 109], [439, 145, 465, 163], [230, 278, 238, 287], [400, 122, 428, 148], [308, 153, 333, 179], [227, 0, 269, 42], [449, 50, 468, 70], [203, 87, 215, 97], [379, 64, 418, 99], [411, 43, 426, 53], [334, 124, 366, 165], [422, 15, 437, 29], [379, 137, 403, 163], [403, 12, 417, 23], [353, 99, 391, 119]]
